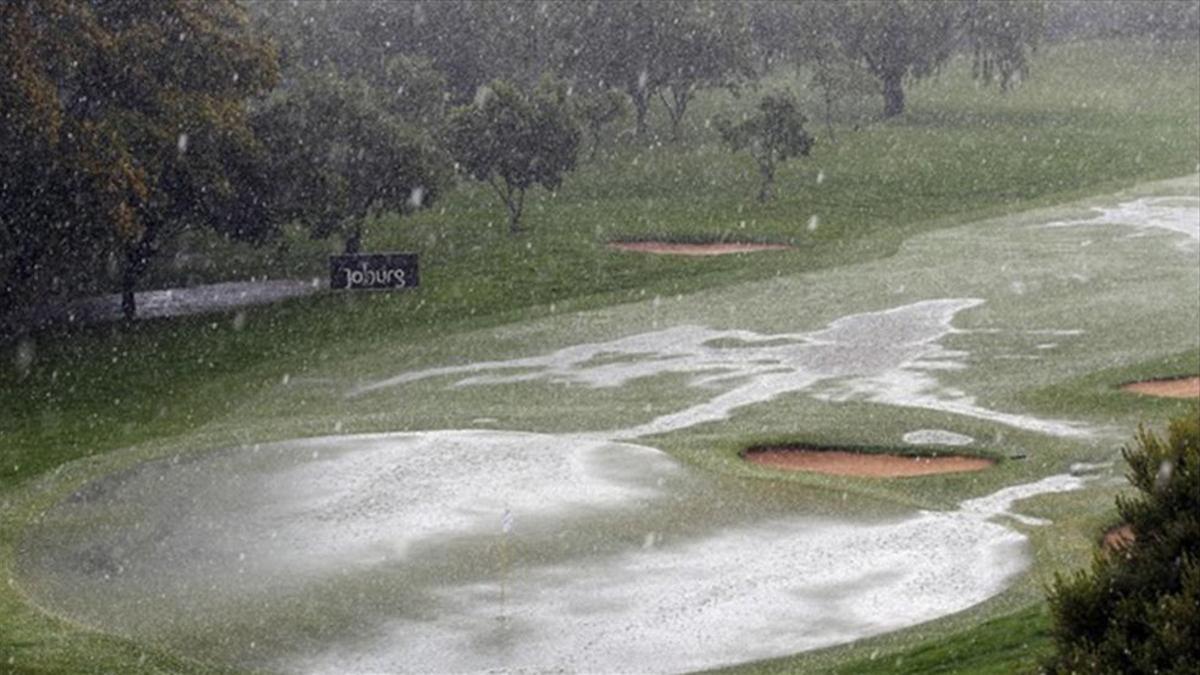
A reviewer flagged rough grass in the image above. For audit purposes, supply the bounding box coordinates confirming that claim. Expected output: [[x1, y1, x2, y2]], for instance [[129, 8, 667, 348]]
[[1, 39, 1198, 673]]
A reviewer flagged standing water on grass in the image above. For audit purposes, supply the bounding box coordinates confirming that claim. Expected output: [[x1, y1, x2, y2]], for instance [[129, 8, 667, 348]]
[[17, 295, 1109, 672], [17, 429, 1084, 673]]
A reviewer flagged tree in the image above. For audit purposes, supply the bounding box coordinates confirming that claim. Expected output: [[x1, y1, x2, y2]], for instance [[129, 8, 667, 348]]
[[793, 1, 878, 143], [1, 0, 280, 321], [961, 0, 1044, 91], [746, 0, 805, 74], [444, 79, 581, 234], [654, 1, 753, 142], [828, 0, 960, 118], [571, 88, 629, 160], [827, 0, 1045, 118], [716, 94, 815, 202], [567, 0, 749, 141], [252, 74, 451, 254], [566, 0, 664, 139], [1046, 414, 1200, 673], [378, 54, 449, 131]]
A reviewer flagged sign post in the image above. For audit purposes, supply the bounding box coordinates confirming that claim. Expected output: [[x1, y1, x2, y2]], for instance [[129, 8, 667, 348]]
[[329, 253, 419, 291]]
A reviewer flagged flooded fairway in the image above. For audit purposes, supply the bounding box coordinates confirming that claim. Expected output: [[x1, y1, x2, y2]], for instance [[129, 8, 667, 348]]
[[17, 431, 1081, 673], [11, 178, 1198, 672]]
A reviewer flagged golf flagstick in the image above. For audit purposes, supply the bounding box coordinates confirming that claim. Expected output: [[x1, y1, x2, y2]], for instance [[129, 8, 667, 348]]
[[500, 508, 514, 623]]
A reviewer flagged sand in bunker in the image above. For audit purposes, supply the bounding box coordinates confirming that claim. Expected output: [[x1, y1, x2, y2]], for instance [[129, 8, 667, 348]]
[[609, 241, 791, 255], [1103, 524, 1135, 553], [1121, 376, 1200, 399], [745, 448, 994, 477]]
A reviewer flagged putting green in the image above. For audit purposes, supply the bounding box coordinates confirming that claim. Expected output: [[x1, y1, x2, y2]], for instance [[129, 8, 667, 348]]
[[12, 176, 1199, 672]]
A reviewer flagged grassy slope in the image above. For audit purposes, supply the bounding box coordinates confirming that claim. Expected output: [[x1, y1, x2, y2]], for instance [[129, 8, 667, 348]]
[[1, 40, 1198, 673]]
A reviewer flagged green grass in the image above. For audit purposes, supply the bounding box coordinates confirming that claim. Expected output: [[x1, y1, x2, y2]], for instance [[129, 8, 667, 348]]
[[710, 603, 1055, 675], [1, 39, 1198, 673], [826, 604, 1055, 675]]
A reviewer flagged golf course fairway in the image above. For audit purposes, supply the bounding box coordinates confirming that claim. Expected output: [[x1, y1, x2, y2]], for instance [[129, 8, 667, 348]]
[[10, 175, 1198, 672]]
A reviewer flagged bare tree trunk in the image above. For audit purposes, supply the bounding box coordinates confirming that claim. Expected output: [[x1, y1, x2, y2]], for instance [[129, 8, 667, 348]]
[[121, 244, 144, 322], [589, 122, 603, 161], [757, 161, 775, 203], [659, 87, 691, 143], [119, 228, 158, 322], [629, 88, 650, 139], [507, 186, 525, 235], [823, 85, 837, 143], [881, 71, 905, 118], [344, 223, 362, 254]]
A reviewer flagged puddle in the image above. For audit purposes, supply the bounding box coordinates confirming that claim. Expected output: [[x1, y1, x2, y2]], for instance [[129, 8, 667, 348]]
[[1043, 196, 1200, 251], [903, 429, 976, 446], [16, 279, 324, 329], [18, 431, 1084, 674], [609, 241, 792, 256], [354, 299, 1091, 440]]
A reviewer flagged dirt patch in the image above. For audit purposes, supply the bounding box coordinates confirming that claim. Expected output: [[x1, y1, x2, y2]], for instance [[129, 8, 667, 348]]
[[743, 447, 994, 477], [1102, 523, 1135, 553], [1120, 376, 1200, 399], [609, 241, 792, 256]]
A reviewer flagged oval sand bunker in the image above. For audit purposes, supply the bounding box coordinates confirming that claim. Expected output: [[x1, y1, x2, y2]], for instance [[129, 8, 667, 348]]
[[1121, 376, 1200, 399], [609, 241, 791, 256], [745, 447, 994, 477]]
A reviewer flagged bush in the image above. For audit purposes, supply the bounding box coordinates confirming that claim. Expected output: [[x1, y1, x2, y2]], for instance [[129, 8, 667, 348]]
[[1045, 412, 1200, 674]]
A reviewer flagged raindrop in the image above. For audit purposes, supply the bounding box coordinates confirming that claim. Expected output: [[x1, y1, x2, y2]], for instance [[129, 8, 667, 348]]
[[474, 85, 494, 107], [176, 133, 188, 153], [1155, 460, 1173, 490], [816, 170, 825, 184], [281, 373, 291, 385], [13, 338, 34, 378], [408, 186, 426, 209], [231, 311, 247, 331], [807, 215, 820, 231]]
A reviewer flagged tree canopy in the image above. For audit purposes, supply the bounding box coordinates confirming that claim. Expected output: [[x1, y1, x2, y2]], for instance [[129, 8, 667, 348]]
[[716, 94, 815, 202], [826, 0, 1044, 117], [1046, 414, 1200, 673], [252, 73, 451, 254], [1, 0, 279, 319], [444, 79, 581, 234]]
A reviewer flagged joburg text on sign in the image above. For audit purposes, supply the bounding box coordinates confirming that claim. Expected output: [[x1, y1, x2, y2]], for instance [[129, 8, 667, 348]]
[[329, 253, 419, 290]]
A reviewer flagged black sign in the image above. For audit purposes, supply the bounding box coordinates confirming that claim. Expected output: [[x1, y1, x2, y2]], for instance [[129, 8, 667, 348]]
[[330, 253, 419, 290]]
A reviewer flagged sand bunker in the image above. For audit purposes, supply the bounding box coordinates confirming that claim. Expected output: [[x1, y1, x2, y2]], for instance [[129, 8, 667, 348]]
[[609, 241, 791, 256], [1103, 524, 1135, 553], [744, 447, 994, 477], [1121, 376, 1200, 399]]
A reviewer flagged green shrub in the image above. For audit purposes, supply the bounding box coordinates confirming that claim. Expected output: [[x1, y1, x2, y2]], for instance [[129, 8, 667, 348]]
[[1046, 412, 1200, 674]]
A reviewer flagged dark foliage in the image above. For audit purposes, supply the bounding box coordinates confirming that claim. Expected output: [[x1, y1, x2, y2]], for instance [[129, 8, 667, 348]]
[[1, 0, 279, 321], [716, 94, 814, 202], [251, 74, 451, 254], [444, 79, 580, 234], [1046, 413, 1200, 674]]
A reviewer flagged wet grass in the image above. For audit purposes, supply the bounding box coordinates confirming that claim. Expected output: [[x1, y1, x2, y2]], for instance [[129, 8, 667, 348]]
[[1, 39, 1198, 673], [826, 604, 1055, 675]]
